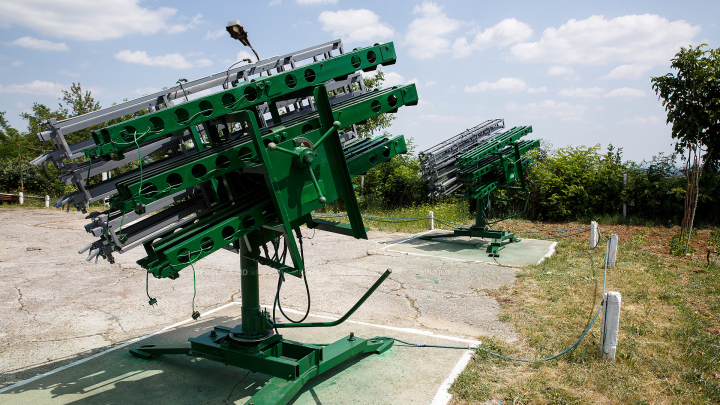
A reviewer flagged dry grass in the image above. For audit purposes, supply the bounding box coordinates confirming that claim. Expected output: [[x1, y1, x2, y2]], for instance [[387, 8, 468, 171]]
[[450, 225, 720, 404]]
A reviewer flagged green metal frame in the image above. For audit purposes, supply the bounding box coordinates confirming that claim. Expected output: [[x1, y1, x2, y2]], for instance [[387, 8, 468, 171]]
[[420, 128, 539, 257], [131, 232, 394, 405], [85, 43, 398, 161], [123, 41, 420, 404]]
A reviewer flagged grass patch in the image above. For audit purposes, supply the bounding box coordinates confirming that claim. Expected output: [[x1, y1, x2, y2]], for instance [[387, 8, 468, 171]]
[[316, 199, 473, 233], [450, 227, 720, 404]]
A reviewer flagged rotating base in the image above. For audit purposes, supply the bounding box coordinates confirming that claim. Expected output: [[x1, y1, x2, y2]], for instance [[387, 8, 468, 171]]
[[130, 325, 393, 405], [419, 227, 520, 257]]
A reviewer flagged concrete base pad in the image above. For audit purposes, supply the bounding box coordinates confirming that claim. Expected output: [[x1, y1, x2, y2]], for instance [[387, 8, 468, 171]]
[[384, 231, 557, 267], [0, 303, 476, 405]]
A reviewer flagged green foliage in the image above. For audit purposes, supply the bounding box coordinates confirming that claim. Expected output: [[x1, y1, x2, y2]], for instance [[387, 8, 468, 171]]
[[651, 44, 720, 159], [0, 157, 67, 196], [522, 143, 629, 221], [670, 229, 697, 256], [355, 138, 429, 208]]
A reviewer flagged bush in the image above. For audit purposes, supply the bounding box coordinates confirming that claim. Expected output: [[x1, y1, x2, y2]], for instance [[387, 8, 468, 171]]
[[0, 157, 67, 196]]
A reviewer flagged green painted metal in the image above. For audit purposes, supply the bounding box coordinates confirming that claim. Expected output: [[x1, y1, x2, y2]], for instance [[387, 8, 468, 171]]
[[131, 232, 394, 405], [420, 126, 539, 257], [109, 84, 417, 215], [126, 40, 417, 404], [84, 43, 398, 161]]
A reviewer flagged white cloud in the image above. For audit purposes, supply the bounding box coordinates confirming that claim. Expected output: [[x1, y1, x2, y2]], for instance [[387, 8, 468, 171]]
[[115, 50, 213, 70], [204, 29, 226, 41], [510, 14, 700, 66], [604, 87, 646, 98], [292, 20, 311, 28], [11, 61, 24, 66], [425, 80, 437, 87], [297, 0, 336, 4], [133, 87, 161, 95], [223, 50, 255, 65], [618, 116, 664, 125], [506, 99, 588, 122], [558, 87, 606, 98], [383, 72, 408, 88], [7, 36, 68, 51], [453, 18, 532, 58], [601, 63, 652, 80], [59, 70, 80, 77], [270, 0, 281, 5], [0, 80, 65, 97], [166, 14, 204, 34], [319, 9, 394, 43], [596, 106, 606, 111], [465, 77, 528, 93], [404, 1, 460, 60], [527, 86, 548, 93], [419, 114, 462, 122], [547, 65, 578, 80], [0, 0, 200, 41]]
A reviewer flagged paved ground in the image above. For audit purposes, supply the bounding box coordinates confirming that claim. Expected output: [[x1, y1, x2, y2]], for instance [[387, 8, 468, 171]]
[[384, 230, 557, 267], [0, 208, 525, 402]]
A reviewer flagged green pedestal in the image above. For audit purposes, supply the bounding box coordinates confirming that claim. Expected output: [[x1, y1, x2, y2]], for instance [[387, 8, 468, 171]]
[[130, 233, 393, 405]]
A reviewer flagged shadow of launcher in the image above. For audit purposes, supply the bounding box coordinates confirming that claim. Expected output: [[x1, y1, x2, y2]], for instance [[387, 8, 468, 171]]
[[419, 122, 540, 257], [30, 40, 420, 405]]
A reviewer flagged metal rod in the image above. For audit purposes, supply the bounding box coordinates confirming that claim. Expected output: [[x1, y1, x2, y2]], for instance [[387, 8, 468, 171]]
[[240, 234, 262, 336], [274, 269, 392, 328]]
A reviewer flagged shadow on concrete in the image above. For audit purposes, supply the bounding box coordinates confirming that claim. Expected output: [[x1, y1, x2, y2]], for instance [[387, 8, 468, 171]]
[[2, 313, 398, 405]]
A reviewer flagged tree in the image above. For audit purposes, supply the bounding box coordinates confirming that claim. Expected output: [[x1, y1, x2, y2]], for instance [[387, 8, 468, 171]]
[[652, 44, 720, 254]]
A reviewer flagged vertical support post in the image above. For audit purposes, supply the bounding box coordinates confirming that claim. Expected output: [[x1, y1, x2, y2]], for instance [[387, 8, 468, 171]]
[[45, 195, 49, 208], [475, 198, 488, 228], [239, 234, 264, 337], [102, 172, 108, 181], [623, 173, 627, 219], [607, 234, 619, 268], [429, 211, 434, 230], [590, 221, 598, 249], [600, 291, 622, 361], [19, 192, 24, 205]]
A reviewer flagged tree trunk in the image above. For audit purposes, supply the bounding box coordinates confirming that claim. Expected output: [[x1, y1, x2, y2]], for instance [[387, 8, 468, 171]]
[[683, 140, 713, 255]]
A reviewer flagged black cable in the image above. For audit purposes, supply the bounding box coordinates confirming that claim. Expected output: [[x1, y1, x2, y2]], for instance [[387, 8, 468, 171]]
[[273, 230, 311, 326], [225, 370, 252, 404], [146, 272, 157, 306]]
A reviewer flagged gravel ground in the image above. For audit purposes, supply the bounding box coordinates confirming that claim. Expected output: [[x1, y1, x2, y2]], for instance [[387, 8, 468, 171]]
[[0, 208, 518, 389]]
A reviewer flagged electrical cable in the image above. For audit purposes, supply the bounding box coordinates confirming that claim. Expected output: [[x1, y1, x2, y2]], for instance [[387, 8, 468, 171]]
[[316, 228, 613, 363], [272, 230, 311, 327], [225, 370, 252, 404]]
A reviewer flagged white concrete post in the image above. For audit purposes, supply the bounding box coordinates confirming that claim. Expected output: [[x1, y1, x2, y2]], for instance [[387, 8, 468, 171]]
[[590, 221, 599, 249], [607, 234, 619, 268], [45, 195, 49, 208], [102, 172, 108, 181], [19, 192, 24, 205], [600, 291, 622, 361], [429, 211, 434, 230], [623, 174, 627, 218]]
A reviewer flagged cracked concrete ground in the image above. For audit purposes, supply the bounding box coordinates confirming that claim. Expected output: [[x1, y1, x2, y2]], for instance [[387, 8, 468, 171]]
[[0, 209, 518, 390]]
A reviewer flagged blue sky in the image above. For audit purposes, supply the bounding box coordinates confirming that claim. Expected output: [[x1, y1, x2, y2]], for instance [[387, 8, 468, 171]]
[[0, 0, 718, 162]]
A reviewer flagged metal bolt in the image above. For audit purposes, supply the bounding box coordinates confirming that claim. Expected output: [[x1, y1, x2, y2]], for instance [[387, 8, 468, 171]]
[[210, 330, 216, 337], [267, 142, 277, 151], [349, 332, 355, 341]]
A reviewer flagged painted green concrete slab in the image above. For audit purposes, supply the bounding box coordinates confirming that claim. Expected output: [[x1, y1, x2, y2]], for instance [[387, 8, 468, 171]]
[[0, 303, 476, 405], [384, 231, 556, 267]]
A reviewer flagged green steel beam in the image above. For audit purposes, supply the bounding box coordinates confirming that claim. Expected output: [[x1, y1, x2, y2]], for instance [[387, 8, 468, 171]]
[[110, 84, 417, 214], [84, 43, 398, 161], [136, 131, 407, 278], [456, 126, 532, 166]]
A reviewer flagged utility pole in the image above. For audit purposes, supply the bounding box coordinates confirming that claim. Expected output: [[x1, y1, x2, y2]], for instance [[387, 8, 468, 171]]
[[18, 144, 23, 193]]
